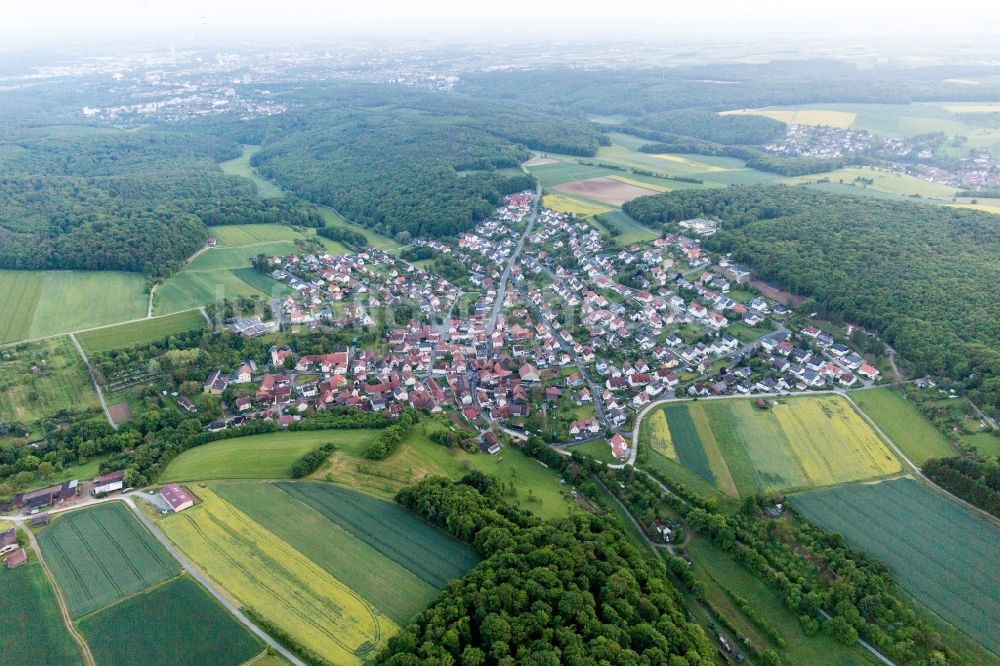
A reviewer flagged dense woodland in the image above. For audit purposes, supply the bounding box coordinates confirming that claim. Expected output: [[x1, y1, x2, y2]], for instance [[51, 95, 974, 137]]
[[378, 474, 715, 665], [633, 110, 786, 145], [624, 186, 1000, 410], [923, 455, 1000, 518], [0, 125, 319, 275]]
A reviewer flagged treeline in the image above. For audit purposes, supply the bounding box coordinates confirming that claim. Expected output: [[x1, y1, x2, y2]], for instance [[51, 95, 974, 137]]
[[363, 409, 418, 459], [634, 109, 786, 145], [315, 225, 368, 250], [291, 443, 337, 478], [624, 186, 1000, 410], [377, 474, 715, 665], [634, 137, 850, 176], [0, 125, 318, 275], [626, 466, 966, 665], [923, 455, 1000, 518]]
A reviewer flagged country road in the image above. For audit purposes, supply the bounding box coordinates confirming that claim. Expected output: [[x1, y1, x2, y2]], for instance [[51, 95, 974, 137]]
[[69, 332, 117, 431]]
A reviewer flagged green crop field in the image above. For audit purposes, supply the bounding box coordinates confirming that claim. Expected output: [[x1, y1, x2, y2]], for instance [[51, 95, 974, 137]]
[[76, 310, 207, 354], [276, 481, 482, 589], [38, 503, 181, 618], [0, 560, 84, 665], [160, 429, 380, 482], [79, 575, 262, 666], [154, 265, 291, 315], [595, 210, 659, 244], [219, 144, 285, 198], [0, 270, 147, 344], [317, 207, 403, 253], [214, 480, 474, 623], [852, 388, 958, 464], [791, 478, 1000, 656], [527, 161, 615, 187], [0, 336, 99, 425], [784, 166, 958, 200], [649, 396, 901, 497]]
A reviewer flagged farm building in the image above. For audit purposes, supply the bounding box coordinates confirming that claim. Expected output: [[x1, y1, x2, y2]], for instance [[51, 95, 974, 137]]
[[159, 484, 195, 513], [0, 528, 17, 554], [92, 470, 125, 495], [5, 547, 26, 569], [14, 480, 78, 509]]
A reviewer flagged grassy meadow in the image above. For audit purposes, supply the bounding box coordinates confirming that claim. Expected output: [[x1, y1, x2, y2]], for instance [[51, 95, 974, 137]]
[[647, 396, 901, 497], [78, 575, 262, 666], [851, 387, 959, 464], [160, 429, 381, 482], [219, 144, 285, 198], [76, 310, 207, 354], [0, 336, 99, 425], [313, 420, 580, 520], [160, 485, 396, 665], [595, 210, 659, 244], [0, 270, 147, 344], [542, 192, 613, 216], [791, 478, 1000, 656], [0, 559, 85, 665], [155, 265, 291, 315], [784, 165, 958, 200]]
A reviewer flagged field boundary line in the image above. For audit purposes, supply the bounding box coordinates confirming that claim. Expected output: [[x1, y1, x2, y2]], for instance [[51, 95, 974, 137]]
[[0, 307, 207, 350], [23, 528, 97, 666], [68, 333, 117, 430]]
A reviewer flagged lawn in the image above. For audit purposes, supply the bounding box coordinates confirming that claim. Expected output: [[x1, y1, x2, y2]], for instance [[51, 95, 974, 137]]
[[160, 485, 396, 665], [791, 477, 1000, 656], [851, 387, 958, 464], [0, 560, 84, 665], [160, 429, 380, 482], [0, 270, 147, 344], [0, 336, 99, 425], [38, 502, 181, 618], [315, 420, 579, 520], [275, 481, 481, 590], [648, 396, 901, 497], [686, 535, 875, 665], [212, 480, 452, 624], [76, 310, 207, 354], [78, 575, 262, 666], [219, 144, 285, 198], [568, 438, 620, 464]]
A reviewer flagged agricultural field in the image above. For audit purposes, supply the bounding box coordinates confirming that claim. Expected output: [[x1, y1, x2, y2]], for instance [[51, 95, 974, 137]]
[[647, 396, 901, 497], [791, 478, 1000, 656], [160, 429, 381, 482], [852, 387, 958, 464], [595, 210, 659, 244], [275, 482, 481, 590], [0, 557, 84, 665], [0, 270, 147, 344], [527, 161, 615, 187], [38, 502, 181, 618], [78, 575, 263, 666], [607, 174, 671, 192], [213, 481, 449, 623], [218, 144, 285, 198], [154, 265, 291, 315], [542, 193, 612, 217], [315, 420, 579, 519], [76, 310, 207, 355], [721, 107, 858, 128], [553, 176, 660, 206], [784, 166, 958, 200], [160, 485, 397, 665], [0, 336, 99, 425]]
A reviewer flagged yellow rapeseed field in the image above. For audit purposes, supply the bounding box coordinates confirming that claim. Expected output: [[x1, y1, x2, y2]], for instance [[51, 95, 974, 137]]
[[720, 108, 857, 129], [650, 154, 728, 172], [647, 409, 677, 460], [160, 486, 396, 665], [772, 397, 901, 487]]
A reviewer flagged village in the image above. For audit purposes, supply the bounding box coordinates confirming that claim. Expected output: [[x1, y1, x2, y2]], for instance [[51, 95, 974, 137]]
[[141, 190, 890, 466]]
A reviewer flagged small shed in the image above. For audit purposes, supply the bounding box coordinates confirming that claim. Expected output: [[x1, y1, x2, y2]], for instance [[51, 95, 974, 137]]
[[159, 484, 195, 513]]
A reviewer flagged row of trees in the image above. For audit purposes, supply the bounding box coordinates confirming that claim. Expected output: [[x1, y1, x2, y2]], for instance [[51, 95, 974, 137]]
[[377, 473, 715, 665], [923, 455, 1000, 518], [623, 186, 1000, 411]]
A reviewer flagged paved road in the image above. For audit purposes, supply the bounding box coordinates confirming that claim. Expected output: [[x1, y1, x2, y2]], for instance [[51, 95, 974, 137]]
[[69, 332, 118, 431], [485, 183, 542, 356], [123, 498, 307, 666]]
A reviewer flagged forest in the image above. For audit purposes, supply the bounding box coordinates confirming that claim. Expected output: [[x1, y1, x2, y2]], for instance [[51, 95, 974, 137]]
[[623, 186, 1000, 409], [632, 109, 786, 145], [0, 125, 320, 275], [377, 474, 715, 665], [923, 455, 1000, 518]]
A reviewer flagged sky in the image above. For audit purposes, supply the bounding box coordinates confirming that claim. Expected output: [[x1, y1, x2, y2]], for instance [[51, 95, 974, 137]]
[[3, 0, 1000, 47]]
